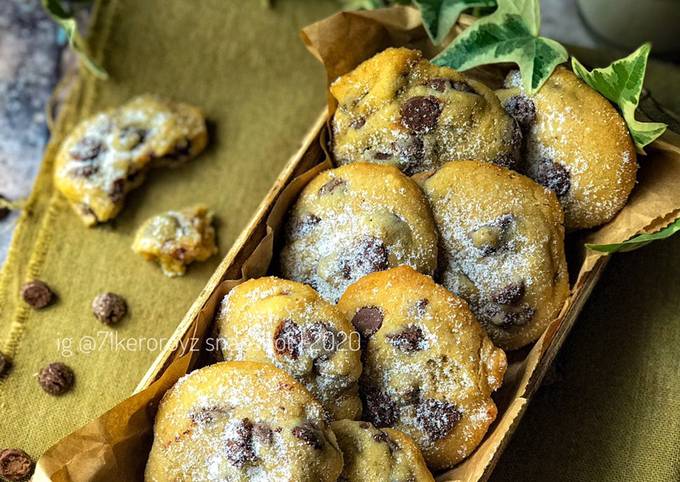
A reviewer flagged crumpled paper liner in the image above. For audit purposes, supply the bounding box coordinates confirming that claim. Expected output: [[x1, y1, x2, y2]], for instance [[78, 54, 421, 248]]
[[36, 6, 680, 482]]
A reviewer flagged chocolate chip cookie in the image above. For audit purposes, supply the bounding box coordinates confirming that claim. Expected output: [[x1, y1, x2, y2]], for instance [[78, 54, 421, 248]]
[[215, 277, 363, 420], [337, 267, 507, 470], [145, 361, 343, 482], [55, 95, 207, 226], [417, 160, 569, 350], [330, 48, 520, 175], [280, 163, 438, 302], [132, 205, 217, 277], [331, 419, 434, 482], [498, 67, 637, 229]]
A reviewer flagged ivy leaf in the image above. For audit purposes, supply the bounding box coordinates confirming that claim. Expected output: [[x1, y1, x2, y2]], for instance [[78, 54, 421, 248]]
[[415, 0, 497, 44], [41, 0, 108, 79], [433, 0, 567, 94], [571, 43, 667, 153], [586, 218, 680, 254]]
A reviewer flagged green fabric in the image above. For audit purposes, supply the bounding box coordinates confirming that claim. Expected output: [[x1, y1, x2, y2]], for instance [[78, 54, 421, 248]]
[[0, 0, 338, 458], [1, 1, 680, 481]]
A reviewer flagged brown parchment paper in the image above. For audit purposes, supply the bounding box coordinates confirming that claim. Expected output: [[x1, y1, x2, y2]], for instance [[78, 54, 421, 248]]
[[36, 6, 680, 482]]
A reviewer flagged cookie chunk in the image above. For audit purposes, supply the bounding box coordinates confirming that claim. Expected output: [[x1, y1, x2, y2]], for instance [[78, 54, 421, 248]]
[[330, 48, 520, 175], [54, 95, 207, 226], [337, 267, 507, 470], [145, 361, 343, 482], [417, 160, 569, 350], [215, 277, 363, 420], [280, 163, 438, 302], [331, 419, 434, 482], [498, 67, 637, 229], [132, 205, 217, 277]]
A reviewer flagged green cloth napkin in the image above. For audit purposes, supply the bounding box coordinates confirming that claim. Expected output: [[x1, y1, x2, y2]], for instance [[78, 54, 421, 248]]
[[0, 0, 338, 458]]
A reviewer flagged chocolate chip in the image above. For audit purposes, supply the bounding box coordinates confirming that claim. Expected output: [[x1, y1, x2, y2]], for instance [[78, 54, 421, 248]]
[[294, 213, 321, 236], [386, 326, 425, 352], [20, 280, 55, 309], [72, 163, 99, 178], [374, 151, 392, 160], [302, 322, 338, 353], [0, 448, 34, 482], [503, 95, 536, 127], [492, 282, 525, 305], [363, 388, 399, 427], [401, 96, 442, 133], [252, 423, 273, 445], [91, 292, 127, 325], [481, 303, 535, 327], [225, 418, 257, 468], [351, 306, 384, 338], [425, 78, 475, 94], [451, 80, 476, 93], [117, 126, 147, 150], [318, 177, 345, 196], [171, 247, 187, 262], [0, 352, 9, 377], [166, 138, 192, 160], [535, 159, 571, 197], [0, 195, 9, 221], [503, 305, 535, 326], [398, 136, 425, 175], [109, 178, 126, 203], [189, 406, 229, 425], [292, 425, 322, 449], [372, 430, 400, 454], [274, 320, 302, 359], [416, 399, 461, 441], [339, 236, 389, 280], [69, 137, 103, 161], [38, 362, 74, 396], [350, 116, 366, 129], [359, 421, 371, 429]]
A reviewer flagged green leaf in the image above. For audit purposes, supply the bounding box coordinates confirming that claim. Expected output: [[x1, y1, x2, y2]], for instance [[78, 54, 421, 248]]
[[433, 0, 567, 94], [571, 43, 666, 153], [415, 0, 497, 44], [41, 0, 108, 79], [586, 218, 680, 254]]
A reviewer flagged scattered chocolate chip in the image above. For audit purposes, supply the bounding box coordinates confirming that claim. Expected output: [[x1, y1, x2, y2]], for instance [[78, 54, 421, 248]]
[[294, 213, 321, 236], [190, 406, 229, 425], [386, 326, 425, 352], [535, 159, 571, 197], [38, 362, 74, 396], [69, 137, 103, 161], [274, 320, 302, 359], [339, 236, 389, 280], [414, 299, 429, 317], [91, 292, 127, 325], [350, 116, 366, 129], [292, 425, 322, 449], [503, 95, 536, 127], [351, 306, 384, 338], [252, 423, 273, 445], [0, 195, 11, 221], [363, 388, 399, 427], [0, 352, 9, 377], [318, 177, 345, 196], [416, 399, 461, 441], [492, 282, 525, 305], [401, 96, 442, 134], [20, 280, 55, 309], [225, 418, 257, 468], [0, 448, 34, 482], [109, 178, 126, 203]]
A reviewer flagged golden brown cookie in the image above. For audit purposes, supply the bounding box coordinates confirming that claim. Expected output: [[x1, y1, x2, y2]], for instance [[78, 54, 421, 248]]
[[417, 160, 569, 350], [132, 205, 217, 277], [330, 47, 520, 175], [54, 95, 207, 226], [337, 267, 507, 470], [280, 163, 438, 302], [331, 419, 435, 482], [498, 67, 637, 229], [215, 277, 363, 420], [145, 361, 343, 482]]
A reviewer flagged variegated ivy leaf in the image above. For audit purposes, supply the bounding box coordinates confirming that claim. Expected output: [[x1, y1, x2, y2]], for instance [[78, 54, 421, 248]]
[[571, 43, 667, 153], [42, 0, 108, 79], [415, 0, 497, 44], [433, 0, 567, 94], [586, 218, 680, 254]]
